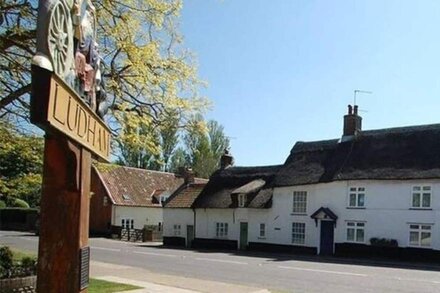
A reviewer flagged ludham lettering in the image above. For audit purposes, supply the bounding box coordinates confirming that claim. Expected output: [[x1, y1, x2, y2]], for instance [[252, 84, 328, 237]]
[[46, 76, 110, 161]]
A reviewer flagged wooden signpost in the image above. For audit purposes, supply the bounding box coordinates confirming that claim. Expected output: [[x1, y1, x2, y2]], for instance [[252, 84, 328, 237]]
[[31, 1, 110, 292]]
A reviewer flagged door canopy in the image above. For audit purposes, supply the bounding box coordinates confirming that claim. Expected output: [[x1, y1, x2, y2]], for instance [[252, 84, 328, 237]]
[[310, 207, 338, 226]]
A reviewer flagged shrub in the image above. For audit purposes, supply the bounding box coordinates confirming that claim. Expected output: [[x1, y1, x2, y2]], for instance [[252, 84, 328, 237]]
[[0, 247, 37, 279], [370, 237, 398, 247], [0, 200, 6, 208], [11, 198, 30, 209], [0, 246, 13, 278]]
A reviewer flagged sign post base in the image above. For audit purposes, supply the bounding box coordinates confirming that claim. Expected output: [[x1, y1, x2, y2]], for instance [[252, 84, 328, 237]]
[[36, 135, 91, 293]]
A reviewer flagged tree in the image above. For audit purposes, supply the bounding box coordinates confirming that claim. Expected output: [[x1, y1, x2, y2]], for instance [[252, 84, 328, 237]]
[[0, 0, 208, 154], [168, 146, 189, 173], [0, 121, 43, 207], [0, 1, 37, 124], [180, 117, 230, 178]]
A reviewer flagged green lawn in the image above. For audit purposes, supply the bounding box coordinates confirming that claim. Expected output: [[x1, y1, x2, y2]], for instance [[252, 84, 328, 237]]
[[89, 278, 142, 293], [10, 248, 36, 262]]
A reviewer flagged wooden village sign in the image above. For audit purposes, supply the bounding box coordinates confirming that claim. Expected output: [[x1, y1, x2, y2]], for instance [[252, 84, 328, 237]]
[[31, 0, 110, 291]]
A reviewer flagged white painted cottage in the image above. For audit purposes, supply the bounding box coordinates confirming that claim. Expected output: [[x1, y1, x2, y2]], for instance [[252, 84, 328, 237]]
[[162, 181, 207, 247], [168, 105, 440, 261]]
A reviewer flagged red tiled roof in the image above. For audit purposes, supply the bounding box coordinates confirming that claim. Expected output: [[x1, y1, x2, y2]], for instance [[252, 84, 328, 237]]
[[165, 182, 207, 208], [94, 163, 185, 207]]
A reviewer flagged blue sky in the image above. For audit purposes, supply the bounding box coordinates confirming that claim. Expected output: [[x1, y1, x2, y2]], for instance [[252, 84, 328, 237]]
[[181, 0, 440, 166]]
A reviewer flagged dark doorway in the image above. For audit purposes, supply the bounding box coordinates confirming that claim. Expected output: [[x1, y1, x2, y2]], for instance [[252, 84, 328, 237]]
[[186, 225, 194, 248], [240, 222, 248, 250], [320, 221, 334, 255]]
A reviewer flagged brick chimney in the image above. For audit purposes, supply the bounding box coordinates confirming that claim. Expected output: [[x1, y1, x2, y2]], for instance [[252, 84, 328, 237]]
[[343, 104, 362, 139], [220, 149, 234, 169], [184, 168, 195, 184], [178, 167, 195, 184]]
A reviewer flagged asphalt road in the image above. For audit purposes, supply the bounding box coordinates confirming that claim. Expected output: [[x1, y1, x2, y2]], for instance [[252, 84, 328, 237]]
[[1, 230, 440, 293]]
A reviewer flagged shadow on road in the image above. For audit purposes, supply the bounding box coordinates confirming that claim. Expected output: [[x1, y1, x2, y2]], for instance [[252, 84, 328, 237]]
[[134, 243, 440, 272]]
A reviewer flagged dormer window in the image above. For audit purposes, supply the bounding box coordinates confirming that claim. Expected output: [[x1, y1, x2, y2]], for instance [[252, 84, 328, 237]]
[[238, 194, 246, 207], [160, 196, 169, 206], [122, 194, 131, 201]]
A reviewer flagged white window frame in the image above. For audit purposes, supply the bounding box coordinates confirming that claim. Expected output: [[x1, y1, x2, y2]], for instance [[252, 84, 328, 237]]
[[238, 194, 246, 208], [291, 222, 305, 245], [409, 224, 432, 248], [216, 222, 228, 238], [346, 221, 365, 243], [411, 185, 432, 209], [173, 224, 181, 236], [259, 223, 266, 238], [121, 218, 134, 229], [292, 191, 307, 214], [348, 187, 366, 208]]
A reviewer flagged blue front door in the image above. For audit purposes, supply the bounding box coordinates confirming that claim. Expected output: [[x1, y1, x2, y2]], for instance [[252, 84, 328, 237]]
[[320, 221, 334, 255]]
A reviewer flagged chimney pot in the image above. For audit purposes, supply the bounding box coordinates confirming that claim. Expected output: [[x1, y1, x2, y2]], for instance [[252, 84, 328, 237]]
[[343, 105, 362, 138], [220, 149, 234, 169]]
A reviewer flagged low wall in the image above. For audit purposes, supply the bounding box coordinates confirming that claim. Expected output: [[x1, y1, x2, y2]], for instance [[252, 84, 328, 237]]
[[0, 276, 37, 293]]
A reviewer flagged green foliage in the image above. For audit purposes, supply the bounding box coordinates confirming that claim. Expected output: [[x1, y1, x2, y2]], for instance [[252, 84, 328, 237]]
[[180, 117, 230, 178], [0, 122, 43, 207], [0, 122, 43, 206], [0, 246, 13, 274], [0, 247, 37, 279], [0, 200, 5, 208], [9, 198, 30, 208]]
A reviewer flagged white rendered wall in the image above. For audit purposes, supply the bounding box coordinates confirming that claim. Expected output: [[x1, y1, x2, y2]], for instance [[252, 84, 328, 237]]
[[163, 208, 194, 239], [272, 179, 440, 250], [112, 206, 163, 229], [192, 179, 440, 251]]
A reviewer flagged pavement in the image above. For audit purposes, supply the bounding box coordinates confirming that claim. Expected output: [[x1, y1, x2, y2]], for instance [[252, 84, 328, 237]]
[[92, 261, 270, 293]]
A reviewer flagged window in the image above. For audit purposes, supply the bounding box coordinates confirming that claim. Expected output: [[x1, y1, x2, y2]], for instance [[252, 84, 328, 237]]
[[259, 223, 266, 238], [409, 224, 432, 247], [121, 218, 134, 229], [348, 187, 365, 208], [216, 222, 228, 238], [412, 186, 431, 208], [103, 196, 108, 206], [346, 221, 365, 243], [173, 224, 181, 236], [122, 194, 131, 201], [292, 222, 305, 245], [238, 194, 246, 207], [292, 191, 307, 214]]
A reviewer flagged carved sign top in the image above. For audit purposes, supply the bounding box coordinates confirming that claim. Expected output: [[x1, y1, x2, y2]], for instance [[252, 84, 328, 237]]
[[33, 0, 108, 118]]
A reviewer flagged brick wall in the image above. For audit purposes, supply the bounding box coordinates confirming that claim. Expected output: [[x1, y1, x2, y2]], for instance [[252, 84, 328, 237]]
[[89, 168, 113, 235]]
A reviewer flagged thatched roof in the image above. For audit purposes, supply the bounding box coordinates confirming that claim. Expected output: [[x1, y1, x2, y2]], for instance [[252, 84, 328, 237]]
[[275, 123, 440, 187], [193, 165, 282, 209]]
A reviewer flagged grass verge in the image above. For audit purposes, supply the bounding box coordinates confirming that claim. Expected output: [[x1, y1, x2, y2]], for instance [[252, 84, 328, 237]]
[[89, 278, 142, 293]]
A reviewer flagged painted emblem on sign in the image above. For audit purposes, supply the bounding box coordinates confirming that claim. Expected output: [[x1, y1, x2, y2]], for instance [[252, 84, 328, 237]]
[[32, 0, 108, 118]]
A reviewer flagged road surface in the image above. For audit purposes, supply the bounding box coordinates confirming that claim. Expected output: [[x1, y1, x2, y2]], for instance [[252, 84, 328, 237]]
[[1, 230, 440, 292]]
